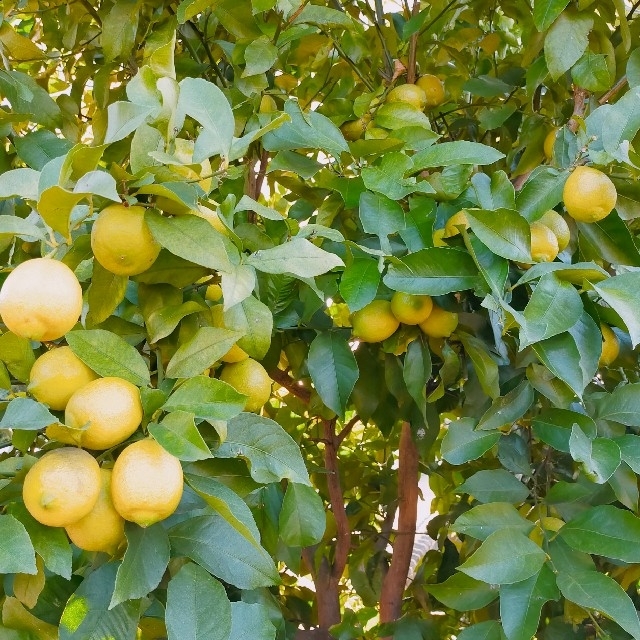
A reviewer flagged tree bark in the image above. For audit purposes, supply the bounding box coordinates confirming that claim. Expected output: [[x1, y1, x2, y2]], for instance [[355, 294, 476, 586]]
[[379, 422, 420, 637]]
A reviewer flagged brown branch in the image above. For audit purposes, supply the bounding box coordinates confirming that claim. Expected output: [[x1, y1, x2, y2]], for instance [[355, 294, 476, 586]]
[[80, 0, 101, 25], [406, 0, 420, 84], [599, 75, 628, 105], [379, 422, 420, 635], [336, 414, 360, 445], [323, 418, 351, 581], [269, 368, 311, 403], [567, 86, 589, 133]]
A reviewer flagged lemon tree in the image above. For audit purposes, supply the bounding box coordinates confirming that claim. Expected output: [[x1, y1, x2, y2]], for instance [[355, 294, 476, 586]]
[[1, 1, 640, 640]]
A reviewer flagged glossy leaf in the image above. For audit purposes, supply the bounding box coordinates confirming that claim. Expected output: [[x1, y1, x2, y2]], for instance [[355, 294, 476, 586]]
[[279, 483, 325, 547], [452, 503, 535, 541], [148, 412, 211, 462], [457, 470, 529, 504], [0, 398, 58, 431], [427, 572, 499, 611], [441, 418, 500, 465]]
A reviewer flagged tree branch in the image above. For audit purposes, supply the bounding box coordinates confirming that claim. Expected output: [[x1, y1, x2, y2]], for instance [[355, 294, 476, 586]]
[[598, 75, 628, 105], [379, 422, 420, 634], [567, 86, 589, 133], [80, 0, 101, 26], [406, 0, 421, 84], [336, 414, 360, 445], [269, 368, 312, 403]]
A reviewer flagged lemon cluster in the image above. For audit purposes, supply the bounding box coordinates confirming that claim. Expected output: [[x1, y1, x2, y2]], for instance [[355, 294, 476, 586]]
[[351, 293, 458, 345]]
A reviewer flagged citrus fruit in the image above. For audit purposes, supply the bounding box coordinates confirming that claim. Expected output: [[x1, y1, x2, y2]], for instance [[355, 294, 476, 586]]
[[221, 344, 250, 363], [543, 128, 558, 160], [65, 468, 126, 554], [351, 300, 400, 343], [0, 258, 82, 341], [340, 117, 369, 141], [23, 447, 101, 528], [530, 221, 559, 262], [418, 305, 458, 338], [433, 228, 448, 247], [562, 166, 617, 223], [54, 377, 142, 450], [219, 358, 272, 412], [28, 347, 98, 411], [111, 438, 183, 527], [599, 324, 620, 367], [538, 210, 570, 252], [386, 84, 428, 110], [205, 283, 223, 302], [444, 210, 470, 237], [259, 95, 278, 113], [91, 205, 161, 276], [416, 74, 445, 108], [390, 292, 433, 325]]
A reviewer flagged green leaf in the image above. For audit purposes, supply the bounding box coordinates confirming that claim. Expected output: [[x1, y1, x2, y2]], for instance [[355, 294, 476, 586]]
[[559, 505, 640, 562], [457, 621, 506, 640], [557, 570, 640, 639], [459, 529, 547, 584], [465, 209, 531, 262], [403, 337, 433, 416], [471, 172, 516, 211], [223, 296, 273, 360], [592, 273, 640, 348], [577, 214, 640, 267], [413, 141, 505, 170], [13, 130, 72, 171], [569, 426, 621, 484], [101, 0, 140, 62], [0, 332, 35, 384], [477, 380, 534, 431], [464, 235, 509, 297], [458, 332, 499, 399], [246, 238, 344, 278], [532, 408, 597, 453], [110, 523, 170, 609], [180, 81, 234, 162], [427, 572, 498, 611], [59, 562, 139, 640], [307, 332, 358, 418], [148, 412, 212, 462], [452, 503, 535, 541], [229, 602, 276, 640], [0, 398, 57, 431], [616, 435, 640, 472], [609, 461, 639, 512], [162, 377, 246, 421], [602, 86, 640, 156], [185, 474, 261, 544], [358, 191, 405, 253], [544, 10, 593, 80], [166, 327, 244, 378], [105, 101, 155, 144], [216, 413, 311, 485], [519, 274, 583, 349], [339, 258, 380, 312], [177, 0, 213, 23], [441, 418, 500, 465], [147, 301, 207, 344], [147, 209, 238, 273], [515, 168, 568, 222], [37, 187, 84, 239], [279, 482, 325, 547], [571, 52, 613, 92], [515, 262, 609, 287], [11, 505, 72, 579], [628, 47, 640, 87], [383, 248, 479, 295], [0, 515, 37, 575], [86, 261, 128, 327], [135, 250, 208, 288], [0, 169, 40, 200], [243, 36, 278, 77], [169, 514, 280, 589], [533, 311, 601, 397], [500, 564, 560, 640], [533, 0, 570, 31], [166, 563, 231, 640], [594, 382, 640, 426], [235, 196, 283, 221], [66, 329, 150, 387], [361, 152, 435, 200], [292, 3, 353, 27], [0, 70, 61, 129], [457, 469, 529, 504], [220, 263, 257, 309]]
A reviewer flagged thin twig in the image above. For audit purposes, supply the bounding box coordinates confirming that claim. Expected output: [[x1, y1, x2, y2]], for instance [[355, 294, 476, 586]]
[[598, 75, 628, 105], [187, 19, 228, 87], [406, 0, 421, 84], [326, 33, 376, 91], [269, 368, 312, 403], [336, 414, 361, 445], [418, 0, 459, 37], [567, 86, 589, 133], [79, 0, 101, 25]]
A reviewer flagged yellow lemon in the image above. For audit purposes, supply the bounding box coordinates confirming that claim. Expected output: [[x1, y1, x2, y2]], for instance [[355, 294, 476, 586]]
[[418, 305, 458, 338], [416, 74, 445, 108], [390, 292, 433, 325], [599, 324, 620, 367], [111, 438, 183, 527], [444, 210, 470, 237], [563, 166, 617, 223], [340, 117, 370, 141], [28, 347, 98, 411], [65, 468, 126, 554], [351, 300, 400, 343], [221, 344, 250, 363], [386, 84, 428, 110], [54, 377, 143, 450], [0, 258, 82, 341], [530, 221, 559, 262], [219, 358, 272, 412], [538, 210, 571, 252], [543, 128, 558, 160], [23, 448, 101, 528], [205, 284, 223, 302], [91, 205, 161, 276]]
